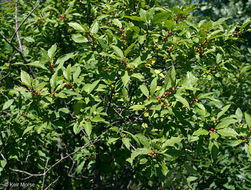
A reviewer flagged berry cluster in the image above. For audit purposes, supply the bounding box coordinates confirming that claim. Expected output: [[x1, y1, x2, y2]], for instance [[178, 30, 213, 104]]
[[196, 39, 210, 55], [49, 63, 54, 73], [121, 6, 139, 16], [119, 59, 134, 72], [49, 90, 56, 97], [163, 30, 172, 40], [86, 30, 96, 47], [192, 98, 198, 103], [59, 14, 65, 21], [65, 82, 74, 90], [241, 135, 247, 142], [155, 88, 175, 108], [174, 14, 187, 22], [116, 28, 126, 46], [232, 31, 241, 37], [209, 128, 217, 134], [167, 45, 174, 55], [148, 151, 158, 158], [29, 88, 40, 97]]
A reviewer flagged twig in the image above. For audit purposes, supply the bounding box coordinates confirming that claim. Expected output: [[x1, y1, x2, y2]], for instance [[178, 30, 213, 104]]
[[0, 32, 22, 53], [41, 159, 49, 190], [9, 168, 44, 177], [0, 152, 7, 162], [81, 129, 95, 148], [10, 0, 43, 42], [0, 32, 36, 79], [15, 0, 23, 52], [0, 72, 10, 82], [44, 176, 60, 190], [9, 131, 106, 178]]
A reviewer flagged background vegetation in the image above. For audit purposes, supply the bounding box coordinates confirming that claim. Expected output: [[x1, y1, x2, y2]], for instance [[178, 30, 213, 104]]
[[0, 0, 250, 189]]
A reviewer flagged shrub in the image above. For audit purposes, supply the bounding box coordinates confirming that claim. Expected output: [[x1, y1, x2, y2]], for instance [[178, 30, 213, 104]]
[[0, 0, 250, 189]]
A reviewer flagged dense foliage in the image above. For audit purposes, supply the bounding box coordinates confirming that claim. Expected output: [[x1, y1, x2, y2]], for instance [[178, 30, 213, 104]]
[[0, 0, 250, 189]]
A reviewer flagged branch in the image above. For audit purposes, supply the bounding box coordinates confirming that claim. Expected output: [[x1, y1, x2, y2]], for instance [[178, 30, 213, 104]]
[[41, 159, 49, 190], [15, 0, 23, 52], [9, 168, 44, 177], [9, 131, 106, 179], [44, 176, 60, 190], [0, 32, 36, 79], [0, 72, 10, 82], [10, 0, 43, 42], [0, 32, 22, 53]]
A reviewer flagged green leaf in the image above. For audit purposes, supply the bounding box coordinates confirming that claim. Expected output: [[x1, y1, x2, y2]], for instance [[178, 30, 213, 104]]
[[153, 13, 170, 24], [122, 71, 130, 86], [50, 73, 57, 90], [217, 128, 238, 137], [240, 18, 251, 32], [27, 61, 47, 70], [231, 140, 243, 147], [216, 117, 237, 129], [128, 148, 151, 164], [130, 105, 145, 110], [235, 108, 243, 122], [73, 66, 81, 82], [66, 64, 71, 81], [135, 133, 150, 148], [111, 45, 124, 58], [125, 43, 135, 57], [112, 19, 122, 28], [90, 21, 99, 34], [55, 53, 75, 65], [216, 53, 222, 64], [0, 160, 6, 168], [170, 65, 176, 85], [161, 161, 168, 176], [244, 112, 251, 127], [59, 108, 70, 114], [107, 137, 119, 144], [162, 137, 183, 149], [165, 20, 175, 30], [48, 43, 57, 58], [187, 176, 198, 183], [68, 22, 85, 32], [84, 122, 92, 137], [186, 31, 191, 38], [195, 103, 206, 117], [91, 116, 106, 123], [76, 161, 85, 174], [3, 99, 14, 110], [124, 16, 145, 22], [131, 73, 144, 81], [139, 9, 147, 21], [150, 77, 157, 95], [174, 94, 190, 109], [122, 138, 130, 150], [38, 150, 46, 158], [193, 128, 208, 136], [23, 126, 34, 136], [139, 85, 149, 97], [182, 72, 197, 89], [20, 70, 31, 88], [217, 105, 231, 119], [82, 80, 100, 94], [72, 34, 88, 43], [73, 100, 83, 114]]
